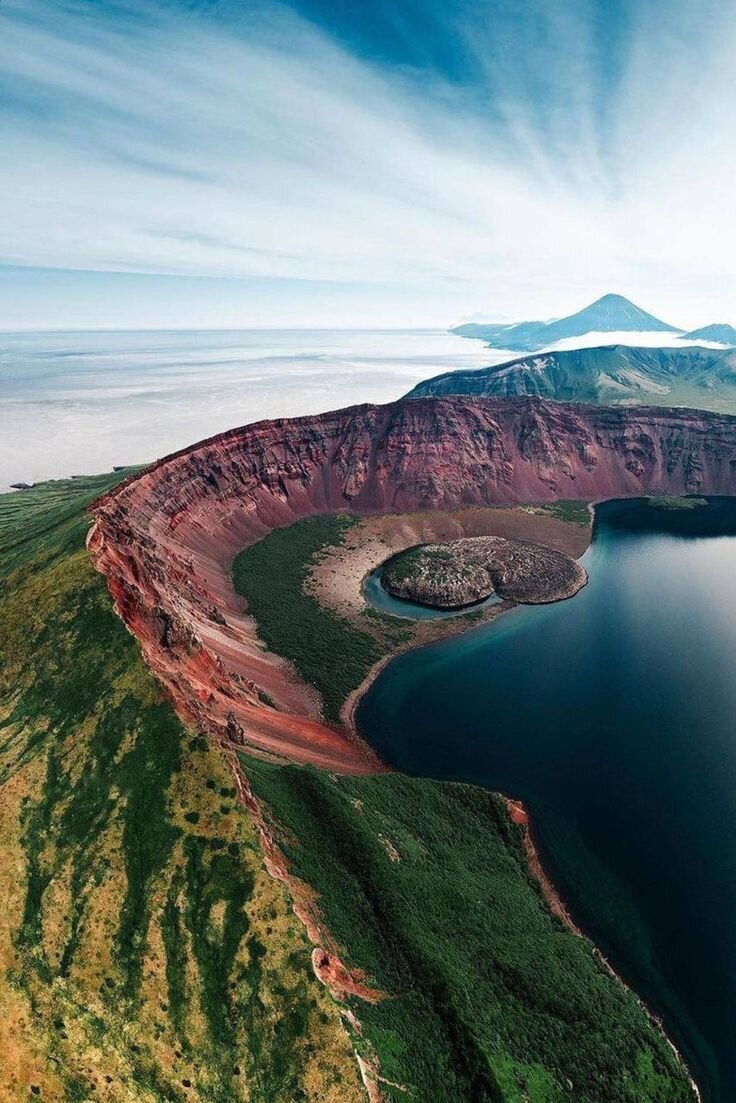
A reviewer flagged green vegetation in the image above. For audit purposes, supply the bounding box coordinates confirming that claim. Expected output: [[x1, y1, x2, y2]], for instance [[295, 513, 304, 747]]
[[0, 469, 142, 575], [232, 514, 410, 723], [0, 477, 363, 1102], [647, 495, 708, 511], [383, 543, 459, 587], [532, 499, 592, 525], [245, 759, 696, 1103], [0, 481, 697, 1102], [234, 509, 695, 1103]]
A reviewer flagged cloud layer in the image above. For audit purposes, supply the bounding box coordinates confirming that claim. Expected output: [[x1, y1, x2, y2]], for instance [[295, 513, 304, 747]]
[[1, 0, 735, 325]]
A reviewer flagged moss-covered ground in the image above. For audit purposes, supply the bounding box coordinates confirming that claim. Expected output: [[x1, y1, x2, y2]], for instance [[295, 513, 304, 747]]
[[234, 513, 696, 1103], [0, 480, 696, 1103], [0, 478, 363, 1103], [232, 515, 412, 724]]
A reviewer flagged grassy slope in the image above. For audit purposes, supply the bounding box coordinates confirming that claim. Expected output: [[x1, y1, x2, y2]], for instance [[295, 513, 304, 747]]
[[0, 478, 363, 1103], [533, 500, 592, 526], [0, 479, 696, 1103], [234, 514, 696, 1103], [233, 515, 413, 724]]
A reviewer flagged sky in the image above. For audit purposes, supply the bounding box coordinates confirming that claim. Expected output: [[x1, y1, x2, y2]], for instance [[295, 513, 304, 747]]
[[1, 0, 735, 330]]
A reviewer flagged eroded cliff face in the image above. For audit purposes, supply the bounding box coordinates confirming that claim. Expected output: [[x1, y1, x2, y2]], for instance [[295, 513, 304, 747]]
[[89, 395, 736, 772]]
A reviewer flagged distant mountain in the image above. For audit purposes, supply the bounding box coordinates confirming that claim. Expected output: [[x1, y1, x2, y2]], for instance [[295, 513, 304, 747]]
[[407, 344, 736, 411], [680, 324, 736, 345], [452, 294, 679, 352]]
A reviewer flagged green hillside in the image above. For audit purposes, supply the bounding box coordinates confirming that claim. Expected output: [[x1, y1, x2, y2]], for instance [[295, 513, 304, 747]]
[[0, 476, 363, 1103], [0, 477, 697, 1102], [408, 343, 736, 411]]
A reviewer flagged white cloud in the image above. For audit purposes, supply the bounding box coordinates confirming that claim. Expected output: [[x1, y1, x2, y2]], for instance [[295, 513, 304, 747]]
[[1, 0, 735, 326]]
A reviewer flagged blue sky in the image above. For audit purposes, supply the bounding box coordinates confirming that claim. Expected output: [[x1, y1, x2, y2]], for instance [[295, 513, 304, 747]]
[[1, 0, 735, 328]]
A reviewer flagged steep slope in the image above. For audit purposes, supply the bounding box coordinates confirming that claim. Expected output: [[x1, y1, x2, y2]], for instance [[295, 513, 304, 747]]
[[452, 294, 679, 351], [89, 394, 736, 779], [0, 463, 700, 1102], [408, 343, 736, 410], [0, 475, 365, 1103], [681, 323, 736, 345]]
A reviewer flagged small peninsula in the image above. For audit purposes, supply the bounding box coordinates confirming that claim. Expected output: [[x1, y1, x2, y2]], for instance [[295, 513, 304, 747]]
[[381, 535, 588, 609]]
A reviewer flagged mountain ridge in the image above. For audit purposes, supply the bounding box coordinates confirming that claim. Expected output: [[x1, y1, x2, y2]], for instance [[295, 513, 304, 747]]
[[681, 323, 736, 345], [408, 343, 736, 410], [452, 293, 680, 351]]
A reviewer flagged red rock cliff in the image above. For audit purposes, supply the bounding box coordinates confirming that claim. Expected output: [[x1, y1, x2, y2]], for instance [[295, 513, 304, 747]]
[[89, 395, 736, 771]]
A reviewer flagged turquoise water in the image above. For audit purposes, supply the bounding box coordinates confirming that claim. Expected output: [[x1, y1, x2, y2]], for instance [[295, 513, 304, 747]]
[[357, 498, 736, 1103], [362, 563, 501, 620]]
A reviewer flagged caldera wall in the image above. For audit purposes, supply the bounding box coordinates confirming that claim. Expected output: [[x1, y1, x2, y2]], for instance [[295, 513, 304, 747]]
[[89, 395, 736, 772]]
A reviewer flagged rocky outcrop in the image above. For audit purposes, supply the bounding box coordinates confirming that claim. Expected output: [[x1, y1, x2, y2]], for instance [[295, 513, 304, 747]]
[[89, 395, 736, 772], [381, 536, 587, 608]]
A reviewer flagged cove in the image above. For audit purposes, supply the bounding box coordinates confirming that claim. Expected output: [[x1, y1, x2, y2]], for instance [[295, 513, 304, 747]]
[[362, 562, 501, 620], [356, 498, 736, 1103]]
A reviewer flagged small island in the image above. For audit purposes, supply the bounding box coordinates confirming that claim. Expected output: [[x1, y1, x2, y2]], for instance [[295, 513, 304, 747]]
[[381, 535, 588, 609]]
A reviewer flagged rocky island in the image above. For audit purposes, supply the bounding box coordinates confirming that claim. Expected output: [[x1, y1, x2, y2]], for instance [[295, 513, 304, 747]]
[[381, 535, 587, 608]]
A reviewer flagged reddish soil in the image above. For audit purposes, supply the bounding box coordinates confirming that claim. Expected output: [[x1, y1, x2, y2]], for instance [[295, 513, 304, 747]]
[[89, 394, 736, 773], [226, 749, 384, 1004], [506, 799, 581, 934]]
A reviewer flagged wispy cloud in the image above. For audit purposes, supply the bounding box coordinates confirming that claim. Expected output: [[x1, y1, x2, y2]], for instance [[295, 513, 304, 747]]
[[1, 0, 735, 325]]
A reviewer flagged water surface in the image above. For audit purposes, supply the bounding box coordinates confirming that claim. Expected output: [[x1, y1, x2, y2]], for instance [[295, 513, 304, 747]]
[[357, 498, 736, 1103], [0, 328, 502, 491], [363, 563, 501, 620]]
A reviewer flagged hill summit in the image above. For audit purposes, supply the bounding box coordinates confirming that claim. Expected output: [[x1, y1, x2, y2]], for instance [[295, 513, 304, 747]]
[[680, 323, 736, 345], [452, 293, 679, 352]]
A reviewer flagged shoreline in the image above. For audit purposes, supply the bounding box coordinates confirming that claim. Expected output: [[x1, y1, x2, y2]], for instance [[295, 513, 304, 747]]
[[302, 503, 593, 739], [333, 511, 701, 1103], [340, 591, 514, 739], [506, 798, 702, 1102]]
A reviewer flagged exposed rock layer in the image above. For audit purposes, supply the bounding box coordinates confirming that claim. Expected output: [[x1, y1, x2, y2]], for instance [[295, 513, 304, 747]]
[[381, 536, 587, 608], [89, 395, 736, 772]]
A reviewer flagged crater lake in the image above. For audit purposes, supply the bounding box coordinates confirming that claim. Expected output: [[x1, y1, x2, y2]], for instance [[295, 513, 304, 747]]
[[357, 498, 736, 1103]]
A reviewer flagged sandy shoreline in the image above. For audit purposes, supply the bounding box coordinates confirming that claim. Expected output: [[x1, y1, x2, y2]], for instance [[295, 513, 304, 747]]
[[314, 504, 700, 1103], [305, 505, 592, 737]]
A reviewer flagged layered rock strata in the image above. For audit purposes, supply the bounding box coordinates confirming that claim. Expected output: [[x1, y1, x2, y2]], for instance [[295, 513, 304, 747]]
[[89, 395, 736, 772]]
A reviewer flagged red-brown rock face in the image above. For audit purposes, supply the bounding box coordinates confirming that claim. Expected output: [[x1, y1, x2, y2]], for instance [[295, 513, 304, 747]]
[[89, 395, 736, 772]]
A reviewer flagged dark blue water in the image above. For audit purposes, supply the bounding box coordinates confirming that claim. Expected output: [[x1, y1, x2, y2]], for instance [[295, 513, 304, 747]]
[[357, 499, 736, 1103]]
